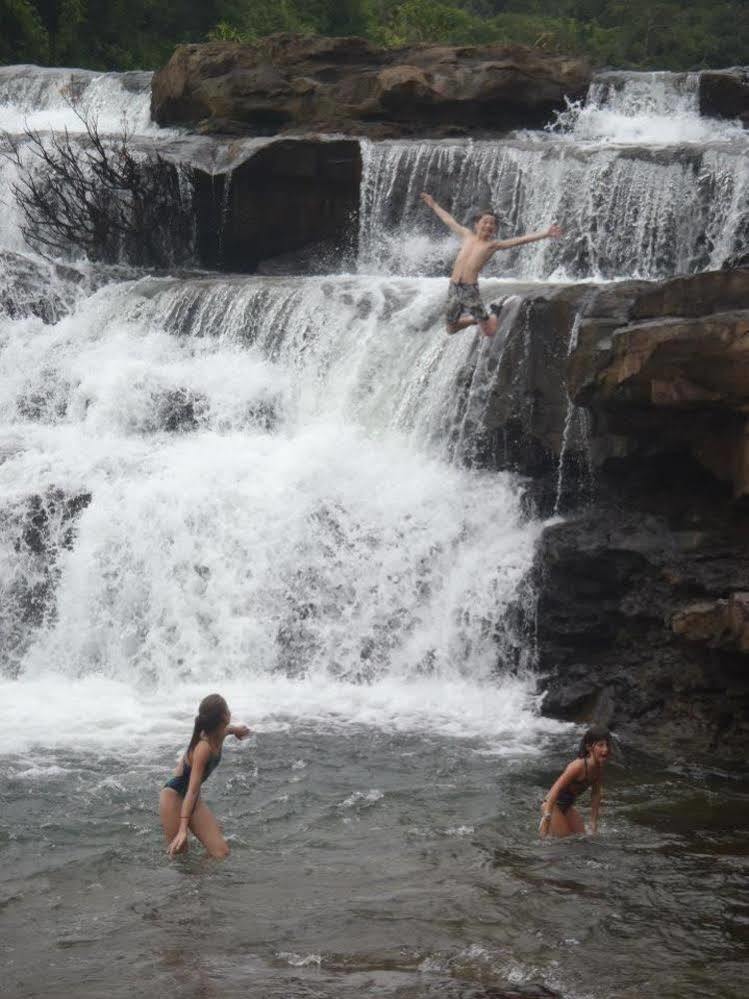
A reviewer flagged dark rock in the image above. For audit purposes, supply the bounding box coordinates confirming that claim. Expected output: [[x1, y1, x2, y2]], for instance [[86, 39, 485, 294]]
[[698, 68, 749, 125], [256, 238, 354, 276], [672, 593, 749, 652], [723, 250, 749, 270], [554, 270, 749, 500], [470, 268, 749, 756], [152, 34, 590, 137], [533, 509, 749, 757], [629, 267, 749, 320], [451, 283, 595, 511], [191, 138, 361, 272], [541, 677, 608, 722]]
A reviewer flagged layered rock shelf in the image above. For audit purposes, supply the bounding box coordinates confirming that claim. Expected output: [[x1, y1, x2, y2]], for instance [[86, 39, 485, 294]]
[[498, 268, 749, 756], [151, 34, 591, 137]]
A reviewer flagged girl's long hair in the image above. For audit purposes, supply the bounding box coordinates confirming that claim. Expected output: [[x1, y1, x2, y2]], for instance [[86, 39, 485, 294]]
[[577, 725, 613, 758], [188, 694, 229, 753]]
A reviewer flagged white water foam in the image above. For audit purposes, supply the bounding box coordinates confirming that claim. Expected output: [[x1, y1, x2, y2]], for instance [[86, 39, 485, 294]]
[[0, 64, 157, 135], [0, 276, 557, 752], [553, 70, 746, 146]]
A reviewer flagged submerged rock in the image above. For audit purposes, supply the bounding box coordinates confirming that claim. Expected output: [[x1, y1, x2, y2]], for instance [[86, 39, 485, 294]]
[[151, 34, 590, 137]]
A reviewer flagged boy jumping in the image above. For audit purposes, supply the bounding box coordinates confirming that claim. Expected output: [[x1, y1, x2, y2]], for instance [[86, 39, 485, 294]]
[[420, 192, 563, 336]]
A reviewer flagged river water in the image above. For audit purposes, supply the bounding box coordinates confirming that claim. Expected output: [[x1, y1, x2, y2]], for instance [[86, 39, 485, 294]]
[[0, 67, 748, 998]]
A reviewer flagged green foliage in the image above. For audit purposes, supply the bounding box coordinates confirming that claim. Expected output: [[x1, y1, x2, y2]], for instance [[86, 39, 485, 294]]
[[373, 0, 484, 46], [0, 1, 746, 71], [0, 0, 48, 64]]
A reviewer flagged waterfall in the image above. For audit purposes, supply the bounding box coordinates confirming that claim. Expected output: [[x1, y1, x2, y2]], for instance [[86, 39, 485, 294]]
[[0, 64, 155, 134], [0, 64, 747, 747], [0, 264, 544, 742], [357, 70, 747, 280]]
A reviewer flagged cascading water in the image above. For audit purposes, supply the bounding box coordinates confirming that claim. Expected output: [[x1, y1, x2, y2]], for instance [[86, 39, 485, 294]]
[[1, 65, 748, 999], [357, 71, 748, 280], [0, 64, 155, 133], [0, 64, 551, 749]]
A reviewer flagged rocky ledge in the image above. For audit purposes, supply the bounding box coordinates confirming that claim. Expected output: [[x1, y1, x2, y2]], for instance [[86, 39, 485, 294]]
[[151, 34, 590, 137], [699, 67, 749, 125], [481, 267, 749, 757]]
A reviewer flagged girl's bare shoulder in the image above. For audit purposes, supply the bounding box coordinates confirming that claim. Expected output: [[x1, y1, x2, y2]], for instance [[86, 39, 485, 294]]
[[564, 757, 587, 778]]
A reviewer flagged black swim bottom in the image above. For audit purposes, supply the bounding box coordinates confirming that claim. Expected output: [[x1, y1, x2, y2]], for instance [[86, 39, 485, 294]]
[[555, 789, 575, 814], [446, 281, 489, 327], [164, 776, 188, 797]]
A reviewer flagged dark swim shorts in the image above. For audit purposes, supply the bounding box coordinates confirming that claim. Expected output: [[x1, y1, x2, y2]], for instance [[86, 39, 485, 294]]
[[446, 281, 489, 327]]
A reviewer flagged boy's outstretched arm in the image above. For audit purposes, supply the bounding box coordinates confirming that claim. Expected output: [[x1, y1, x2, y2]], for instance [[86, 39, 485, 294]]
[[420, 192, 469, 237], [493, 223, 563, 251]]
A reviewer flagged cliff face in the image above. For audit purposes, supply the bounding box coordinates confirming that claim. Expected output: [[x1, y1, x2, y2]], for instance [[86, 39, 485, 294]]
[[487, 268, 749, 758], [190, 138, 362, 272], [151, 34, 590, 137]]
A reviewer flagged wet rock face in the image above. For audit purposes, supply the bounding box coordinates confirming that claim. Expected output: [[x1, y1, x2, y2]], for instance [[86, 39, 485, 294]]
[[672, 593, 749, 653], [534, 505, 749, 756], [465, 285, 593, 506], [477, 267, 749, 756], [568, 268, 749, 499], [475, 269, 749, 509], [698, 68, 749, 125], [192, 138, 361, 272], [151, 35, 590, 137]]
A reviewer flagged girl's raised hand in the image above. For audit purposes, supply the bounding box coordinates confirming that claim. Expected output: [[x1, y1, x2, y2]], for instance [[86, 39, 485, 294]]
[[233, 724, 251, 740], [167, 829, 187, 857]]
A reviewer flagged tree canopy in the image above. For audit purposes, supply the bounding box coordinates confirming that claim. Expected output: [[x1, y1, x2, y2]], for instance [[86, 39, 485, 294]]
[[1, 0, 747, 71]]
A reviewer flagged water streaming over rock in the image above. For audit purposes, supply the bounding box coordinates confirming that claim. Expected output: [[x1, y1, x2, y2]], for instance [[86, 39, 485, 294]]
[[0, 59, 550, 745], [357, 72, 748, 280], [0, 64, 155, 134], [1, 63, 748, 999], [1, 65, 747, 743]]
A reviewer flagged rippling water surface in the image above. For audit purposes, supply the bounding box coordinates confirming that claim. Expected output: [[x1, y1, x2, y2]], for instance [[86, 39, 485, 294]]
[[3, 716, 748, 999]]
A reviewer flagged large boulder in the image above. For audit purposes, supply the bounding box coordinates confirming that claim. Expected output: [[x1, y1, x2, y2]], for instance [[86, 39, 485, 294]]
[[151, 34, 591, 137], [534, 508, 749, 756], [567, 268, 749, 498]]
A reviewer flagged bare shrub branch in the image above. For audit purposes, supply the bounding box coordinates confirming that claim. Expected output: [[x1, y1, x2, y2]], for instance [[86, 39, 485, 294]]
[[1, 104, 194, 268]]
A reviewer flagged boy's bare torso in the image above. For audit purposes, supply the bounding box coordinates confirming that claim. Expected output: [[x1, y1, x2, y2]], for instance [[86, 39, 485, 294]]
[[419, 192, 561, 335], [451, 234, 499, 284]]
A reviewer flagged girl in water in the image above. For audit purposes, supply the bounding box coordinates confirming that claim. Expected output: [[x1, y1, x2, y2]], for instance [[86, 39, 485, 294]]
[[539, 726, 612, 839], [160, 693, 250, 859]]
